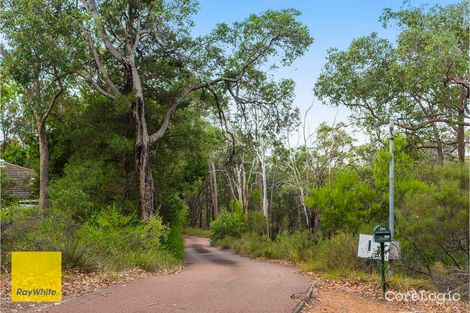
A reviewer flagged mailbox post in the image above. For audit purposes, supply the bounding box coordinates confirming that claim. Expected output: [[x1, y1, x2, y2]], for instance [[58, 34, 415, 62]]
[[373, 225, 391, 294]]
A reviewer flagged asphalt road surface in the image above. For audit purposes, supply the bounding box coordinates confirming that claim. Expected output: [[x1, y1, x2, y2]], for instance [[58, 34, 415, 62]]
[[42, 237, 309, 313]]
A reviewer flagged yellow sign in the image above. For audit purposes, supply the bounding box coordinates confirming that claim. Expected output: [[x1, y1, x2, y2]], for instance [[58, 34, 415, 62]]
[[11, 252, 62, 302]]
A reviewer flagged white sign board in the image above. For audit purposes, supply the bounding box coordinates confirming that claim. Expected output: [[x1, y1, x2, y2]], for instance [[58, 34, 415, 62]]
[[357, 234, 401, 261], [357, 234, 389, 261]]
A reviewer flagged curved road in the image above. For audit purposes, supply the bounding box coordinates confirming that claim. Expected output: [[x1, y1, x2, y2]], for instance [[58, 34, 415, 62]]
[[43, 237, 309, 313]]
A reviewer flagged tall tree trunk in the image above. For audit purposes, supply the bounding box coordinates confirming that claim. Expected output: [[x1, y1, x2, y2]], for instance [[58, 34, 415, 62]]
[[299, 187, 310, 230], [131, 59, 155, 219], [314, 210, 321, 233], [133, 103, 155, 219], [236, 165, 243, 204], [242, 166, 248, 215], [209, 161, 218, 217], [257, 148, 268, 218], [199, 203, 203, 228], [206, 183, 211, 227], [431, 123, 444, 165], [457, 87, 466, 162], [38, 121, 49, 210]]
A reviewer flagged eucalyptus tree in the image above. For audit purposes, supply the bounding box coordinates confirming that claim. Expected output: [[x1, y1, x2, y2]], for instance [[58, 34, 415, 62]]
[[279, 119, 354, 231], [1, 0, 82, 209], [226, 78, 299, 218], [78, 0, 312, 219], [381, 3, 469, 163], [315, 2, 468, 164]]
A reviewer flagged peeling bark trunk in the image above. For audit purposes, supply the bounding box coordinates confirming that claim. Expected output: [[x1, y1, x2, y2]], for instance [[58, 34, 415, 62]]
[[38, 122, 49, 210], [133, 100, 155, 220], [131, 61, 155, 219]]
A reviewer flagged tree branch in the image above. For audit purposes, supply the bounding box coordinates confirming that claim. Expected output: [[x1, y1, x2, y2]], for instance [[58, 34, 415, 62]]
[[87, 35, 120, 95], [82, 0, 127, 64], [40, 77, 64, 127]]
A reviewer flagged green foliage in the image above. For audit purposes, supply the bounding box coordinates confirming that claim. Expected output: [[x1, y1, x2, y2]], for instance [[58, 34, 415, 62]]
[[1, 141, 31, 167], [315, 2, 468, 156], [210, 208, 246, 242], [306, 233, 362, 273], [165, 196, 189, 260], [397, 162, 469, 282], [306, 170, 378, 236], [1, 205, 179, 272], [213, 230, 314, 263], [183, 227, 211, 237], [246, 211, 268, 235]]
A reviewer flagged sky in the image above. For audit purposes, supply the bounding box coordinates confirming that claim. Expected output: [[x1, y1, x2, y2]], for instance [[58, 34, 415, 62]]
[[191, 0, 460, 145]]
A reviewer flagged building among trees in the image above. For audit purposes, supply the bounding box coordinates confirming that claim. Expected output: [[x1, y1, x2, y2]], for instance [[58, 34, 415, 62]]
[[0, 160, 35, 200]]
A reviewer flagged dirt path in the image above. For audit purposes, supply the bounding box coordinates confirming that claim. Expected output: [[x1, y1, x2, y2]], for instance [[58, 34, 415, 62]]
[[306, 290, 399, 313], [39, 237, 309, 313]]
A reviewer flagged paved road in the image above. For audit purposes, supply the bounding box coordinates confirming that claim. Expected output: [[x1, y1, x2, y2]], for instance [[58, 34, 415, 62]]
[[43, 237, 309, 313]]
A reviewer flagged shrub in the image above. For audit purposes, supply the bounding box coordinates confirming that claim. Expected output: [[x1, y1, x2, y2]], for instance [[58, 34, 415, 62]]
[[183, 227, 210, 237], [210, 208, 246, 242], [49, 160, 130, 222], [237, 233, 273, 257], [213, 230, 315, 263], [246, 211, 268, 235], [1, 204, 179, 273], [306, 232, 362, 272], [272, 230, 315, 261], [165, 196, 189, 260], [76, 208, 175, 271]]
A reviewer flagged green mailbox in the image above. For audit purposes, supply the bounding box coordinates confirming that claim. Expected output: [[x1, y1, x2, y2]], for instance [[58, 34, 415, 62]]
[[373, 225, 391, 243], [373, 225, 392, 295]]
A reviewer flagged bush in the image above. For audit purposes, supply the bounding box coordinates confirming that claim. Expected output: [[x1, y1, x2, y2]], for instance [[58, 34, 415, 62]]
[[165, 196, 189, 260], [183, 227, 210, 237], [306, 232, 362, 273], [1, 205, 180, 272], [246, 211, 268, 235], [272, 230, 315, 261], [210, 208, 246, 242], [213, 230, 315, 263], [76, 207, 176, 271]]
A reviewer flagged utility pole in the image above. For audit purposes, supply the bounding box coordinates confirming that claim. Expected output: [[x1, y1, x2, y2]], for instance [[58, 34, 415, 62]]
[[389, 117, 395, 276]]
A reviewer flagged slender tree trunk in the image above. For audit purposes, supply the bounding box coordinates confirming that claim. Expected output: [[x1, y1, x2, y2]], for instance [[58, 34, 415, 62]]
[[206, 183, 211, 227], [457, 88, 466, 162], [429, 122, 444, 165], [297, 203, 301, 229], [257, 149, 268, 218], [314, 211, 321, 233], [38, 122, 49, 210], [242, 166, 248, 215], [299, 187, 310, 230], [236, 165, 243, 204], [209, 161, 218, 217], [199, 203, 203, 228]]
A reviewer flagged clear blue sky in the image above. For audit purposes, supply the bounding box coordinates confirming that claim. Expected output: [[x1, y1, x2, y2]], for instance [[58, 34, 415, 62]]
[[191, 0, 460, 144]]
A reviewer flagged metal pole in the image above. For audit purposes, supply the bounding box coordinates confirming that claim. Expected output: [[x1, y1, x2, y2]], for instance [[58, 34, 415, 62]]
[[381, 242, 386, 294], [389, 117, 395, 276], [389, 118, 395, 239]]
